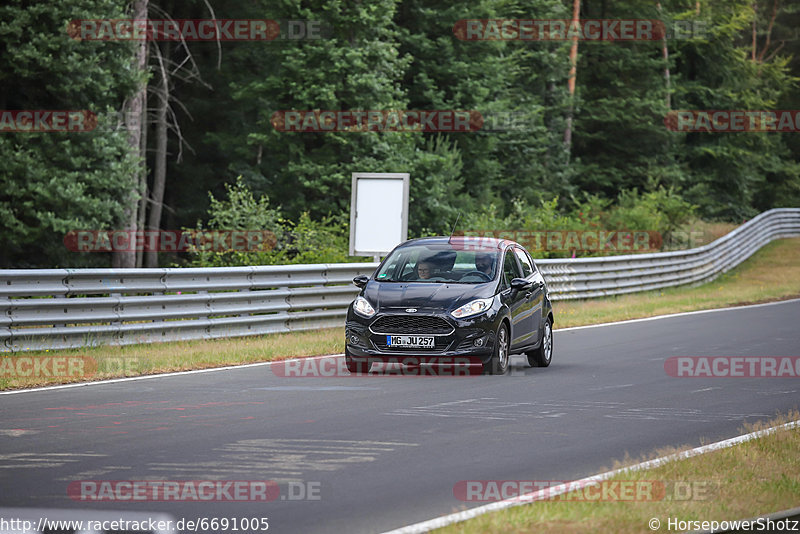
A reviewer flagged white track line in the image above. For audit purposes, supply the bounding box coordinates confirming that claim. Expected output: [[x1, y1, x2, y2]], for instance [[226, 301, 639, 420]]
[[381, 419, 800, 534], [3, 297, 799, 395]]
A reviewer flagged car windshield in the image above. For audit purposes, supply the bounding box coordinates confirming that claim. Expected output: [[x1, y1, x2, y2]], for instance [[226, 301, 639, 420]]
[[375, 242, 499, 283]]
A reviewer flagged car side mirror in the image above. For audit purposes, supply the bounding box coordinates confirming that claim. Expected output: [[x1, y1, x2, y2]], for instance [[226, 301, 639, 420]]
[[353, 275, 369, 289], [510, 278, 533, 292]]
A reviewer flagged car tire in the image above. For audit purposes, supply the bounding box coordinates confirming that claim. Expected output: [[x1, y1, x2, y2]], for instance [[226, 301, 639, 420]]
[[527, 318, 553, 367], [483, 323, 509, 375], [345, 347, 372, 374]]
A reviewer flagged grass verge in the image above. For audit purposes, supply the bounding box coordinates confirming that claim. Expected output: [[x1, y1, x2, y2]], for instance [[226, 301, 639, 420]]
[[2, 237, 799, 390], [432, 412, 800, 534]]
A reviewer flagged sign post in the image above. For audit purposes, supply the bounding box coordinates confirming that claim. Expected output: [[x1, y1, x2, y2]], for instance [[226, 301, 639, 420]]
[[349, 173, 410, 260]]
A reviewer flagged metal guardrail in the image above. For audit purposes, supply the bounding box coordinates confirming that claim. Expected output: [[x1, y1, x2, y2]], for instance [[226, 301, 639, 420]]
[[1, 208, 798, 351], [537, 207, 800, 300]]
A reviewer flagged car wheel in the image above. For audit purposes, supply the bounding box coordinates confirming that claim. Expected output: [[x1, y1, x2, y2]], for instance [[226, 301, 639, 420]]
[[483, 323, 509, 375], [527, 318, 553, 367], [345, 347, 372, 374]]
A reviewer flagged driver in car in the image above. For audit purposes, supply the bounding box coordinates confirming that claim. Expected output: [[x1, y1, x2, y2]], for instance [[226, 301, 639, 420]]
[[417, 260, 435, 280], [475, 253, 494, 277]]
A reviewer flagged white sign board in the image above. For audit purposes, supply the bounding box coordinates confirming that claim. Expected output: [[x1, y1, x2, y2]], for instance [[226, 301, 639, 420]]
[[349, 173, 409, 257]]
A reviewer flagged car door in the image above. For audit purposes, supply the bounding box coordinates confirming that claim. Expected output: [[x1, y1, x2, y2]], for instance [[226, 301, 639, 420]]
[[513, 246, 543, 346], [499, 247, 532, 350]]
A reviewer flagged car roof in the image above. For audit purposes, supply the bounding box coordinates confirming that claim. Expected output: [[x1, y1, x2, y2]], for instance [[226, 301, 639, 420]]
[[398, 236, 518, 251]]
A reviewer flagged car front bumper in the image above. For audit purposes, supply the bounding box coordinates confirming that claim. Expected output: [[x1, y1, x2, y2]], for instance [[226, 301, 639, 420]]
[[345, 307, 500, 365]]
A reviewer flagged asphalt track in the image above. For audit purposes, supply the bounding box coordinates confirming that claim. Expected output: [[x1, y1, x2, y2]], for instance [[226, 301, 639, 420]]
[[1, 300, 799, 533]]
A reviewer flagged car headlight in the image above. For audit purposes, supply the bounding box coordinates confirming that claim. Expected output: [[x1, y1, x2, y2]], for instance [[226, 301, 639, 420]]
[[451, 297, 494, 319], [353, 296, 376, 318]]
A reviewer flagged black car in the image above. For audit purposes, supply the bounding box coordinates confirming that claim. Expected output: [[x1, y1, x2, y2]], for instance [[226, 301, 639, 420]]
[[344, 236, 554, 374]]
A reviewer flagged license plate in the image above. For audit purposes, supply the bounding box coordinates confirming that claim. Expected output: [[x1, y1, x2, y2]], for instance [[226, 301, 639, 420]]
[[387, 335, 434, 348]]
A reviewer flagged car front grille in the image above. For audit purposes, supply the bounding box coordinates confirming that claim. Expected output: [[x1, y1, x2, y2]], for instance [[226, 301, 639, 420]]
[[370, 315, 454, 335]]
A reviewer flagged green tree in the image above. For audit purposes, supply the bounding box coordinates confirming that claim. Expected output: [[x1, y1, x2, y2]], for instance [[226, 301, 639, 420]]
[[568, 0, 685, 199], [397, 0, 573, 219], [0, 0, 140, 267], [670, 0, 799, 219], [184, 178, 366, 266], [197, 0, 416, 220]]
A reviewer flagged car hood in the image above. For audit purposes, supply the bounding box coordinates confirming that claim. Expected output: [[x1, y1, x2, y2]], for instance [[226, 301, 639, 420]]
[[363, 281, 494, 311]]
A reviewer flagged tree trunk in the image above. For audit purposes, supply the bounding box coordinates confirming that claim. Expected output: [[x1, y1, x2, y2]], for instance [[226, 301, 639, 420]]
[[544, 79, 556, 167], [756, 0, 779, 64], [657, 2, 671, 109], [136, 87, 148, 268], [752, 2, 758, 61], [563, 0, 581, 155], [145, 40, 170, 268], [112, 0, 148, 269]]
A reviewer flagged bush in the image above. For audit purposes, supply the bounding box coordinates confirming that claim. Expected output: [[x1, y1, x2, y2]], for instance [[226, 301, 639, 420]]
[[459, 187, 696, 258], [182, 178, 369, 267]]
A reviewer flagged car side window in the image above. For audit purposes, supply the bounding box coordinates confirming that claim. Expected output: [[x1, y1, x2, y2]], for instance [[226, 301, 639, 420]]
[[513, 247, 534, 277], [502, 249, 522, 289]]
